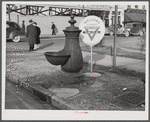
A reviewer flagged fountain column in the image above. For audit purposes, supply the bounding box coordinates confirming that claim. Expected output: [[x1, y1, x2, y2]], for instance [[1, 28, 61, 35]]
[[44, 15, 84, 84]]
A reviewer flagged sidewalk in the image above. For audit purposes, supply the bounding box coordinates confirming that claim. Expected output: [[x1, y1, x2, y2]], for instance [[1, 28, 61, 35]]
[[82, 51, 145, 73], [118, 47, 146, 54]]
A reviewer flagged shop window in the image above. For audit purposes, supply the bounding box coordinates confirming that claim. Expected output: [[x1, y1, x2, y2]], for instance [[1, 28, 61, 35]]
[[105, 19, 109, 27], [135, 5, 138, 9], [127, 5, 131, 9], [142, 5, 145, 10]]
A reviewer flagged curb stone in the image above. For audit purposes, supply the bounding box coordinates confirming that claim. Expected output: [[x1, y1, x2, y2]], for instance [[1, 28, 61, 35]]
[[29, 84, 80, 110], [51, 96, 81, 110]]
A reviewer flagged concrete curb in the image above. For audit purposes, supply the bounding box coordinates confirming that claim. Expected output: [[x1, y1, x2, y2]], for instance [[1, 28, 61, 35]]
[[29, 84, 81, 110]]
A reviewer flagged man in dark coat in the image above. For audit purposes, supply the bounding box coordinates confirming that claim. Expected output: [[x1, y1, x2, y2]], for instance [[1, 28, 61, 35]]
[[51, 22, 56, 35], [26, 20, 37, 51], [34, 22, 41, 50]]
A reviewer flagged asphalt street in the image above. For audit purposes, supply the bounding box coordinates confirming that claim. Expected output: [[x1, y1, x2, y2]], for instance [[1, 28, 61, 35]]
[[5, 81, 58, 109]]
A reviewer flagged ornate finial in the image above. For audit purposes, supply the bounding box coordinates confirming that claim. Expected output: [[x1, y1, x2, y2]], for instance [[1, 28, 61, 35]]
[[69, 14, 76, 26], [70, 14, 74, 19]]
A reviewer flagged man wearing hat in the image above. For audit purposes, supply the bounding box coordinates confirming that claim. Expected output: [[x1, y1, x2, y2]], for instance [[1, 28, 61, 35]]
[[26, 19, 37, 51]]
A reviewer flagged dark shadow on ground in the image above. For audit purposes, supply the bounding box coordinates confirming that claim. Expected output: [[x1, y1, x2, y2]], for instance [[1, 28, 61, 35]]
[[38, 42, 54, 50], [6, 39, 13, 42], [83, 54, 105, 62], [6, 42, 55, 53]]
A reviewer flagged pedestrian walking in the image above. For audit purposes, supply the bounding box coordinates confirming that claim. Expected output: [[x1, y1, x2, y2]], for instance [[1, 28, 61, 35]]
[[26, 19, 37, 51], [22, 20, 25, 31], [33, 22, 41, 50], [51, 22, 56, 35]]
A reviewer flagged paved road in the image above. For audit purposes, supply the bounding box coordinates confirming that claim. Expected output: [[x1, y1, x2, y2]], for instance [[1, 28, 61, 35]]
[[5, 81, 58, 109]]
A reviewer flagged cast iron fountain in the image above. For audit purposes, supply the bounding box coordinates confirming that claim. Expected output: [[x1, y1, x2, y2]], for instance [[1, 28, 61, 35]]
[[44, 15, 84, 84]]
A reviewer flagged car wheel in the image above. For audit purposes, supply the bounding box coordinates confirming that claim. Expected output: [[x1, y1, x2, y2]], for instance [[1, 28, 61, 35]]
[[13, 35, 20, 42], [110, 31, 113, 36], [139, 30, 144, 36], [124, 31, 129, 37]]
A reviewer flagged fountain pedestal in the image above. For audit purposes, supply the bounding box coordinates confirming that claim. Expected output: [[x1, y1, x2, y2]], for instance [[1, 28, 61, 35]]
[[60, 70, 84, 84]]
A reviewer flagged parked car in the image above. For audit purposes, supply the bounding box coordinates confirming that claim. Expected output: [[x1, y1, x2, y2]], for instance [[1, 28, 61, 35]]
[[123, 22, 145, 37], [6, 21, 26, 42], [105, 24, 123, 36]]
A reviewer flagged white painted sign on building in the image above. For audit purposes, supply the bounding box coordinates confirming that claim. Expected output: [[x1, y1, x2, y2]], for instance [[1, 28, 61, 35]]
[[79, 15, 105, 46]]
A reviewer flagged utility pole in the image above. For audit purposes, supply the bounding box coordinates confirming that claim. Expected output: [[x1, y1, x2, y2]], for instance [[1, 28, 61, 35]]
[[17, 14, 19, 24], [83, 5, 84, 17], [113, 5, 118, 69], [8, 5, 11, 21]]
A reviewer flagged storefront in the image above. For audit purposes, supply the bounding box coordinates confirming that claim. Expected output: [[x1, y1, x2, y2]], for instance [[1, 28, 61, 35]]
[[86, 5, 124, 27], [124, 8, 146, 25]]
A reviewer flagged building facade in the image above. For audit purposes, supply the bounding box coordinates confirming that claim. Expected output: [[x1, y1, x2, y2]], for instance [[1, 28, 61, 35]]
[[7, 4, 125, 27]]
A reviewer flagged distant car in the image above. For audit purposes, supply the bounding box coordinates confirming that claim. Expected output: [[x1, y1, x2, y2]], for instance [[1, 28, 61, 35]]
[[105, 24, 122, 36], [123, 22, 145, 37], [6, 21, 26, 42]]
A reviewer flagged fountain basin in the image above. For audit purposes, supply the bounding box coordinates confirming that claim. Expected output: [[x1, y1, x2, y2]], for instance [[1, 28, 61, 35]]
[[44, 52, 71, 66]]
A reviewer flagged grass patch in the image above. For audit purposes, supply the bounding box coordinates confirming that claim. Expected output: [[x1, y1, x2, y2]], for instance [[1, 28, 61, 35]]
[[62, 64, 145, 110]]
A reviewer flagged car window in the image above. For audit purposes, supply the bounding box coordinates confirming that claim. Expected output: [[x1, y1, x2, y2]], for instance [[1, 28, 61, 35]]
[[125, 24, 132, 27], [118, 25, 122, 27], [14, 23, 20, 29], [133, 24, 142, 27], [136, 24, 142, 27], [8, 22, 20, 30]]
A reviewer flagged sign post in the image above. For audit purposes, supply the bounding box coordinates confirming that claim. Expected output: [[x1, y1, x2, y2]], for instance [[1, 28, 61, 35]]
[[113, 5, 118, 69], [79, 15, 105, 74], [91, 45, 93, 72]]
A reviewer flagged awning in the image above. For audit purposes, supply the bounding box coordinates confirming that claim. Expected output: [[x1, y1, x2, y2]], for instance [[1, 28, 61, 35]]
[[124, 13, 146, 23]]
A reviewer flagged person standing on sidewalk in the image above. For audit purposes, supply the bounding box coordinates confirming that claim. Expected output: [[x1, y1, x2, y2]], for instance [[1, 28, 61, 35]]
[[33, 22, 41, 50], [26, 20, 37, 51], [22, 20, 25, 31], [51, 22, 56, 35]]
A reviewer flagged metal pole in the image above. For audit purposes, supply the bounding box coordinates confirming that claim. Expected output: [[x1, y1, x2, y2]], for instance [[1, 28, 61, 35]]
[[8, 5, 11, 21], [17, 14, 19, 24], [91, 45, 93, 72], [83, 5, 84, 17], [113, 5, 118, 69]]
